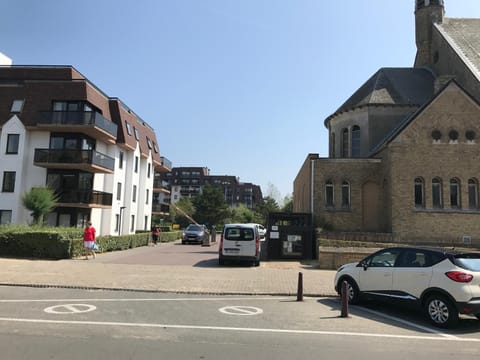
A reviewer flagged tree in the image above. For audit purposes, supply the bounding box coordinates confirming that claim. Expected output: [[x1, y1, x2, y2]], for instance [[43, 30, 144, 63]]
[[231, 204, 254, 223], [170, 197, 195, 228], [22, 187, 58, 225], [192, 184, 230, 226], [254, 196, 280, 225], [281, 194, 293, 213]]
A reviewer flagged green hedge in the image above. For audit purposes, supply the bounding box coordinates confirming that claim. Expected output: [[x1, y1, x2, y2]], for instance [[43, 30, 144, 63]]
[[0, 225, 182, 260]]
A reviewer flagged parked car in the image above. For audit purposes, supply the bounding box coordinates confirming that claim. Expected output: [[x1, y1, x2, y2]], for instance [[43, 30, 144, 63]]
[[334, 246, 480, 328], [248, 223, 267, 239], [219, 223, 261, 266], [181, 224, 209, 245]]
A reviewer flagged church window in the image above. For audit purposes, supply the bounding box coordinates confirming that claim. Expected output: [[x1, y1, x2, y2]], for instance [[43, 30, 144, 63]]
[[330, 132, 336, 158], [351, 126, 360, 157], [449, 178, 460, 208], [432, 177, 442, 208], [449, 130, 459, 142], [325, 180, 334, 207], [431, 130, 442, 141], [414, 177, 425, 208], [468, 179, 478, 209], [466, 130, 476, 142], [342, 128, 349, 157], [341, 181, 350, 208]]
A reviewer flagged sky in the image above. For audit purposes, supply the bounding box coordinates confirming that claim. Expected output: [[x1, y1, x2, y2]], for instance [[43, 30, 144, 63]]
[[2, 0, 480, 203]]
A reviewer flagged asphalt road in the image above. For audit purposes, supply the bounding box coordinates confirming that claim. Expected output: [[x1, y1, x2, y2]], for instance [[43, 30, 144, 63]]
[[1, 286, 480, 360]]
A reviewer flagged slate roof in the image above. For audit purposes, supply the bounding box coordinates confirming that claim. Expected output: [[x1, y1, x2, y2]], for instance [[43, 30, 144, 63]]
[[436, 18, 480, 81], [325, 68, 435, 126]]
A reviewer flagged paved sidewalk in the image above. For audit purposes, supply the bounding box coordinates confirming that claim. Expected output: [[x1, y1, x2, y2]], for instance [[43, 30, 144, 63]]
[[0, 243, 338, 297]]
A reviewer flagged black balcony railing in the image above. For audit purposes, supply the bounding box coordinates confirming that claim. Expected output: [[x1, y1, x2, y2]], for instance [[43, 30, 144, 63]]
[[152, 203, 170, 213], [34, 149, 115, 171], [36, 111, 118, 138], [57, 190, 113, 206]]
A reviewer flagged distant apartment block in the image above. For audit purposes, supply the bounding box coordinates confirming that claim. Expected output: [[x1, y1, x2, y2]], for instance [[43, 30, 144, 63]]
[[0, 65, 170, 235], [159, 167, 263, 209]]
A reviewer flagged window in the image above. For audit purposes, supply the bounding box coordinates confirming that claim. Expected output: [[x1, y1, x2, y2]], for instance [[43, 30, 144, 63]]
[[342, 128, 349, 157], [135, 156, 139, 173], [351, 126, 360, 157], [145, 216, 149, 231], [365, 248, 400, 268], [153, 143, 158, 153], [449, 130, 459, 142], [432, 177, 442, 208], [10, 99, 24, 113], [115, 214, 120, 232], [414, 177, 425, 208], [466, 130, 476, 142], [134, 127, 140, 141], [330, 132, 336, 158], [146, 137, 152, 149], [325, 180, 334, 207], [130, 215, 135, 232], [431, 130, 442, 142], [125, 121, 132, 135], [2, 172, 16, 192], [132, 185, 137, 202], [6, 134, 20, 154], [450, 178, 460, 208], [146, 189, 149, 204], [147, 163, 151, 178], [468, 179, 478, 210], [119, 151, 124, 169], [0, 210, 12, 224], [117, 182, 122, 201], [341, 181, 350, 208]]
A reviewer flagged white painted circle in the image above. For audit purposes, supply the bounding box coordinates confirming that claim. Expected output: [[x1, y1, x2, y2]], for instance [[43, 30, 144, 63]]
[[219, 306, 263, 316], [44, 304, 97, 314]]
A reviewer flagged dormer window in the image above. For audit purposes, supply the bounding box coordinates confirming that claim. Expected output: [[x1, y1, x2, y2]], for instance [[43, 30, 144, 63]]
[[10, 99, 24, 113], [146, 137, 152, 149], [125, 121, 132, 135], [134, 127, 140, 141]]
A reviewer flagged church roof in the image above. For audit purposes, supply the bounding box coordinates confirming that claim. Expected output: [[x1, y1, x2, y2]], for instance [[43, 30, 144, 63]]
[[436, 18, 480, 81], [325, 68, 435, 126]]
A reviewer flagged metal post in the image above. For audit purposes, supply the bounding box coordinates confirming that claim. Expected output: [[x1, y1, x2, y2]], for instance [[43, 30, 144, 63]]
[[296, 272, 303, 301], [341, 280, 349, 318]]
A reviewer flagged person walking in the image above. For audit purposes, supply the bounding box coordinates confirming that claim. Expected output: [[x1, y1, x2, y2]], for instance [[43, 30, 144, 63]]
[[83, 220, 97, 260], [151, 225, 160, 246]]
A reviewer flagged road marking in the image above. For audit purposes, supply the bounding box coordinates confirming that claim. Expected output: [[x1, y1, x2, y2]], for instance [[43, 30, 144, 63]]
[[219, 306, 263, 316], [0, 317, 478, 343], [0, 297, 289, 303], [44, 304, 96, 314]]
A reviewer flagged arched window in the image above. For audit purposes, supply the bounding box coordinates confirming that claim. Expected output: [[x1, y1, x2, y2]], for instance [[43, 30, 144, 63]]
[[468, 178, 478, 209], [414, 177, 425, 208], [450, 178, 460, 208], [341, 181, 350, 208], [341, 128, 349, 158], [432, 177, 442, 208], [325, 180, 334, 207], [330, 132, 336, 158], [351, 126, 360, 157]]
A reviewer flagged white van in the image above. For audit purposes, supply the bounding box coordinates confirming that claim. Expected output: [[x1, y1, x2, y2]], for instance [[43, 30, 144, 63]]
[[219, 223, 261, 266]]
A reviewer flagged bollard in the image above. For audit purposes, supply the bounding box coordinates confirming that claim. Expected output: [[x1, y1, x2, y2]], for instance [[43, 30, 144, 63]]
[[340, 280, 349, 318], [296, 272, 303, 302]]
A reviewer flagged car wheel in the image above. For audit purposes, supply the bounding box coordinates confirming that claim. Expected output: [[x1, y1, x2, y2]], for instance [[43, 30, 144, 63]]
[[339, 277, 360, 305], [424, 295, 459, 328], [254, 260, 260, 267], [219, 258, 225, 266]]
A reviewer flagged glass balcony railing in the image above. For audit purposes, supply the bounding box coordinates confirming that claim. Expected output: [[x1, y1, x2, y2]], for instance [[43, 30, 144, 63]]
[[36, 111, 118, 138], [152, 203, 170, 213], [34, 149, 115, 172], [160, 156, 172, 170], [57, 190, 113, 206]]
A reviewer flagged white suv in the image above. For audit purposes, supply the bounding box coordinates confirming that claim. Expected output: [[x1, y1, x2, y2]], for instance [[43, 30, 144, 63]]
[[334, 247, 480, 328]]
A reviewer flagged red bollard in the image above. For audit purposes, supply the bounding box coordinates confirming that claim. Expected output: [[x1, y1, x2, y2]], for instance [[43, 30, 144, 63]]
[[297, 272, 303, 301], [341, 280, 349, 318]]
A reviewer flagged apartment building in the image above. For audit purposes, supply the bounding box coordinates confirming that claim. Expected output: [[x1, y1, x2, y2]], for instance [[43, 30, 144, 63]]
[[0, 65, 170, 235], [162, 167, 263, 210]]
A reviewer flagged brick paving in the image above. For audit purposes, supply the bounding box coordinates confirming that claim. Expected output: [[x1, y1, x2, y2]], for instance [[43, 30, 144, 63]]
[[0, 241, 338, 297]]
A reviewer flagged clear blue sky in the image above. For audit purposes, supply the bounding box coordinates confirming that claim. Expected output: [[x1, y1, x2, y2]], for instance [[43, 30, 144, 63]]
[[2, 1, 480, 203]]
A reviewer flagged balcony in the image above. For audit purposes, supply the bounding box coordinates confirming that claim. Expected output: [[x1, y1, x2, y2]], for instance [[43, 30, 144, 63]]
[[153, 179, 170, 194], [152, 203, 170, 215], [34, 149, 115, 173], [156, 156, 172, 173], [55, 190, 113, 208], [35, 111, 118, 144]]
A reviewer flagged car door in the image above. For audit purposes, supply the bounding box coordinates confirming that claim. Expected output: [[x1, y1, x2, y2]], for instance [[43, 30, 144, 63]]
[[392, 249, 433, 300], [358, 248, 401, 294]]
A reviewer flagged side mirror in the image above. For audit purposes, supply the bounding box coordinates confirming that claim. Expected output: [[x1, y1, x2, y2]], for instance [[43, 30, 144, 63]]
[[361, 261, 368, 271]]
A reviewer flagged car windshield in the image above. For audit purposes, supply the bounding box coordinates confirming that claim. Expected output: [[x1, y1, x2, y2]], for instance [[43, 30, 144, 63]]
[[186, 225, 202, 231], [453, 254, 480, 271]]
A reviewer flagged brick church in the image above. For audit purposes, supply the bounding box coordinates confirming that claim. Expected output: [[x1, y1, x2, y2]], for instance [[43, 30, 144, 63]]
[[293, 0, 480, 245]]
